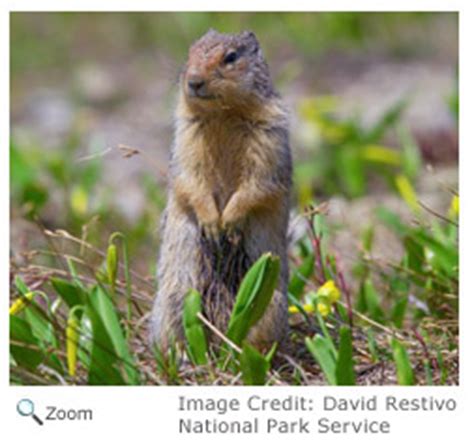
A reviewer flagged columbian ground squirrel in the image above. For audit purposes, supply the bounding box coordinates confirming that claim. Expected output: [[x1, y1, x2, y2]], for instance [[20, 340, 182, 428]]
[[150, 29, 292, 352]]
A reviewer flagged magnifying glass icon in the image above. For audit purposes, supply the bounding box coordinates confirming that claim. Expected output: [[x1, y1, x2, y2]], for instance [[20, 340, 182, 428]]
[[17, 399, 43, 425]]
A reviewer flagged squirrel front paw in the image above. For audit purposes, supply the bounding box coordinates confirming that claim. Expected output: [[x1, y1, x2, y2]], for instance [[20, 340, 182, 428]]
[[193, 196, 222, 240], [200, 219, 221, 241], [197, 210, 222, 241], [221, 204, 244, 234]]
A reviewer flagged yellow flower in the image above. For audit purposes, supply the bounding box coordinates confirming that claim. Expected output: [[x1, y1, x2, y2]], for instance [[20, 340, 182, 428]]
[[289, 281, 341, 317], [9, 292, 34, 315], [289, 303, 314, 314], [448, 195, 459, 219], [317, 301, 331, 317], [317, 280, 341, 303]]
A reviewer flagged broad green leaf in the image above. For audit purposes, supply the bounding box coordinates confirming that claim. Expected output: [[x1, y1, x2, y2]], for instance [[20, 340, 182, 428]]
[[239, 342, 270, 386], [391, 338, 415, 385], [246, 258, 278, 327], [24, 304, 57, 347], [226, 253, 280, 346], [25, 295, 76, 374], [51, 278, 85, 308], [305, 334, 337, 385], [314, 310, 337, 359], [85, 303, 125, 385], [89, 286, 139, 384], [10, 315, 44, 371], [183, 289, 208, 365], [335, 326, 356, 385]]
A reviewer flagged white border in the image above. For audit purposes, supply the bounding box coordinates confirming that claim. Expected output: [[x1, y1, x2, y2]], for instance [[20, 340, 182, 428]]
[[2, 2, 472, 443], [4, 0, 465, 11]]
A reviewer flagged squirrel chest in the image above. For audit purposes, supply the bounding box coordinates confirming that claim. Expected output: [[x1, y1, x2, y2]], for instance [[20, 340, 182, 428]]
[[176, 116, 274, 213]]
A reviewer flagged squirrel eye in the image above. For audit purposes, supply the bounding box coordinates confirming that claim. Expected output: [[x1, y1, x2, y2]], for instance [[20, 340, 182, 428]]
[[223, 51, 238, 65]]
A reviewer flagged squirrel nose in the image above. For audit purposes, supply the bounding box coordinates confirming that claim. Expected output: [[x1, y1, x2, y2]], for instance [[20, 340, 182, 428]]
[[187, 76, 206, 97]]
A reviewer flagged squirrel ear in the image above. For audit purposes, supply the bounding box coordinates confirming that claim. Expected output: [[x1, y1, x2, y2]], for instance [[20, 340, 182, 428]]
[[205, 28, 219, 37], [240, 30, 257, 42], [240, 30, 261, 54]]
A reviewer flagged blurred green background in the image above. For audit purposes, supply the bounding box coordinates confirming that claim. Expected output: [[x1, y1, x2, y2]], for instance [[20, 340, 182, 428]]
[[11, 12, 458, 276]]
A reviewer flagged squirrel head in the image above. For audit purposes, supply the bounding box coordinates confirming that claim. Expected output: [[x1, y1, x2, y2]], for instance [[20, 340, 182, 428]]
[[181, 29, 275, 113]]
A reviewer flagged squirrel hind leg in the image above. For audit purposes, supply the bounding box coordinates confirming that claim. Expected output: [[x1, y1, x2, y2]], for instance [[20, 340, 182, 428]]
[[150, 206, 203, 350], [149, 289, 185, 353]]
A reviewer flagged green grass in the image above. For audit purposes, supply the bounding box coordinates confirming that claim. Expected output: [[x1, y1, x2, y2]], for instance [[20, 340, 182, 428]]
[[9, 184, 458, 385], [296, 96, 422, 202]]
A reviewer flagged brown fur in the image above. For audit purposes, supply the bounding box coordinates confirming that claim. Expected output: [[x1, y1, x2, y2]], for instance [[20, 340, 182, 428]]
[[150, 29, 292, 352]]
